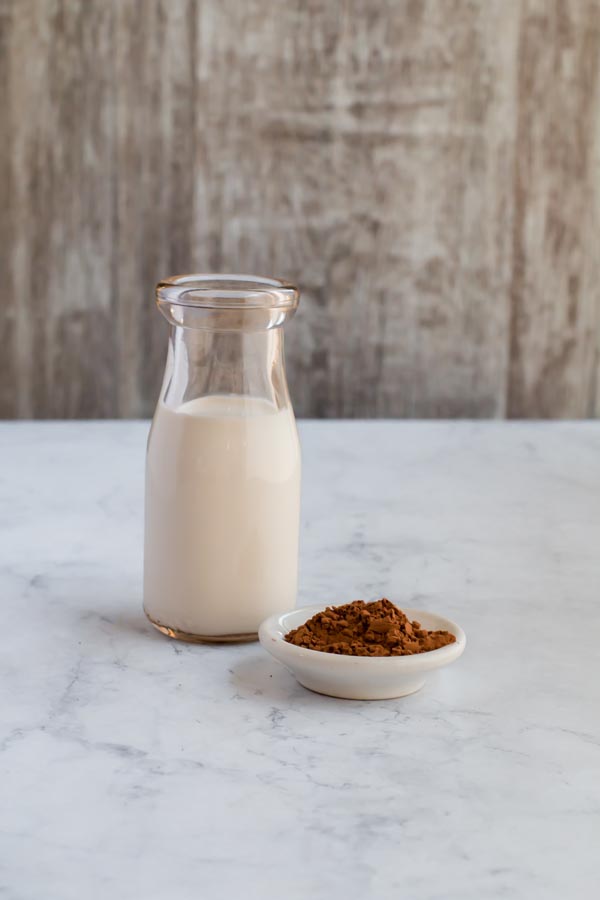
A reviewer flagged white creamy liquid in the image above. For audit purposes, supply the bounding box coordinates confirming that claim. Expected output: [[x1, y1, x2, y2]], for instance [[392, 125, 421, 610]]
[[144, 394, 301, 637]]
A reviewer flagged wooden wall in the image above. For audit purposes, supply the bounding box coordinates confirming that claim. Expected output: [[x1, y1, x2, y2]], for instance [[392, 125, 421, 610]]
[[3, 0, 600, 419]]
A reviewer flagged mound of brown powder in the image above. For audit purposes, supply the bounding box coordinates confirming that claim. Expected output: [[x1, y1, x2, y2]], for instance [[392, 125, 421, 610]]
[[284, 599, 456, 657]]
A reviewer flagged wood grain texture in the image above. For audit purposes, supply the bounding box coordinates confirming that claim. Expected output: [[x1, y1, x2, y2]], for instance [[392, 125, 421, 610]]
[[508, 0, 600, 418], [3, 0, 116, 417], [2, 0, 600, 419]]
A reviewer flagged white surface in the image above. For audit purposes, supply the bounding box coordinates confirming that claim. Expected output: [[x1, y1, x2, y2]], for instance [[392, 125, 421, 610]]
[[1, 420, 599, 900], [259, 606, 466, 699]]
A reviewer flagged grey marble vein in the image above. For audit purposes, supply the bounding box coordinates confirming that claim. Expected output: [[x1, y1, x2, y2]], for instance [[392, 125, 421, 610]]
[[1, 421, 599, 900]]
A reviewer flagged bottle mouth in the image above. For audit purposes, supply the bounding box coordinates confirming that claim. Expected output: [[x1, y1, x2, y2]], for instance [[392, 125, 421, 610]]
[[156, 274, 299, 310]]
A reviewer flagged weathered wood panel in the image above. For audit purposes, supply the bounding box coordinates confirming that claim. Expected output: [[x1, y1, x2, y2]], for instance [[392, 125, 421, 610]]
[[113, 0, 198, 415], [2, 0, 600, 418], [508, 0, 600, 418], [3, 0, 116, 418]]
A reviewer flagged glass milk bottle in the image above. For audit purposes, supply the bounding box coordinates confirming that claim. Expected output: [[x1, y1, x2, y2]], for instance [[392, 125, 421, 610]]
[[144, 275, 301, 643]]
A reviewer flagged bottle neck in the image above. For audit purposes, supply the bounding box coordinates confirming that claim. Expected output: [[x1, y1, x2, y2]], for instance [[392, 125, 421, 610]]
[[161, 326, 291, 411]]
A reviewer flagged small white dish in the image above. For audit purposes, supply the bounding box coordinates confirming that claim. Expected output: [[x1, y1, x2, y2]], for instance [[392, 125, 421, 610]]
[[259, 605, 466, 700]]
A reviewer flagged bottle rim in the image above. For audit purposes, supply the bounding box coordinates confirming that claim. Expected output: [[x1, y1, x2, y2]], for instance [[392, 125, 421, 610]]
[[156, 274, 299, 310]]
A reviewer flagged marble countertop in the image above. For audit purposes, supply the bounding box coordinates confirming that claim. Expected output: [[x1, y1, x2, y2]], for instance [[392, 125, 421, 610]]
[[2, 420, 599, 899]]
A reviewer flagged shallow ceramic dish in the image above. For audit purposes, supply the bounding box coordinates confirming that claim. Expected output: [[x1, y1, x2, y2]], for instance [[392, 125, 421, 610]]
[[259, 605, 466, 700]]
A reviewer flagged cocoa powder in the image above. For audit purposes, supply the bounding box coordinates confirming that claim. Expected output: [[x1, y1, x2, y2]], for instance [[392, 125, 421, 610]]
[[284, 599, 456, 657]]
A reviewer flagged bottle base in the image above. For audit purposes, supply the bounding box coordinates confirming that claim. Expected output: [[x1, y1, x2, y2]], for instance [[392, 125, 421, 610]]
[[145, 610, 258, 644]]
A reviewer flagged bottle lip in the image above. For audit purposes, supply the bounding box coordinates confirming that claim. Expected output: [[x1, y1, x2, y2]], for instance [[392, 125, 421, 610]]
[[156, 273, 299, 310]]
